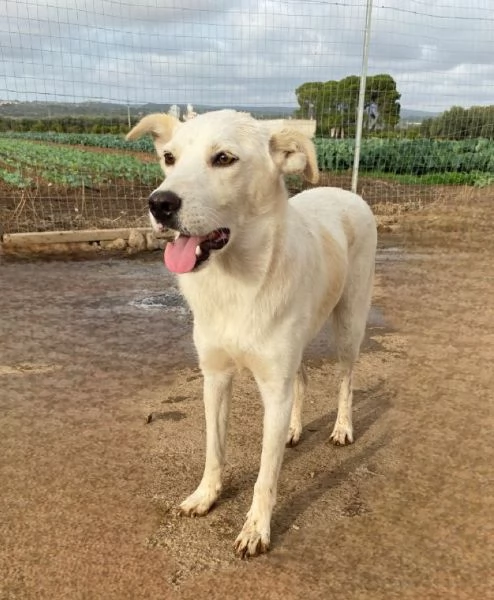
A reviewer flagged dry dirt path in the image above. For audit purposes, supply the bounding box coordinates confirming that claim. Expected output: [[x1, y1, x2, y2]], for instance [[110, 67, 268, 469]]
[[1, 198, 492, 599]]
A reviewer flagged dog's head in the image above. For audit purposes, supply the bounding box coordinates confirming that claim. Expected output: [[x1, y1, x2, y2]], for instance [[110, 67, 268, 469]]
[[127, 110, 318, 274]]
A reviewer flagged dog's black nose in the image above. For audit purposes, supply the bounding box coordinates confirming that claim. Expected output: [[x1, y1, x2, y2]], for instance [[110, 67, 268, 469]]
[[148, 190, 182, 225]]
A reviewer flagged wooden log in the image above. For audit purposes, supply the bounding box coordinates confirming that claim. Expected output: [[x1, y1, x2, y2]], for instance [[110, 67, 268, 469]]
[[2, 227, 172, 247]]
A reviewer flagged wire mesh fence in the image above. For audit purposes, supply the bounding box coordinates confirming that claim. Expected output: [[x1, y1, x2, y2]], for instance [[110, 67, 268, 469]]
[[0, 0, 493, 234]]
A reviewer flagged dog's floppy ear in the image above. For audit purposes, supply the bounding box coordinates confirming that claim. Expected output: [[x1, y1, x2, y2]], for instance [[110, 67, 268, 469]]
[[268, 122, 319, 184], [126, 113, 180, 156]]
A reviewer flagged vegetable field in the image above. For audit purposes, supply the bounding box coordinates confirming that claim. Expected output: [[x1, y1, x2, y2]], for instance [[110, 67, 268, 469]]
[[0, 131, 492, 234], [314, 137, 494, 186], [1, 131, 493, 187], [0, 137, 162, 188]]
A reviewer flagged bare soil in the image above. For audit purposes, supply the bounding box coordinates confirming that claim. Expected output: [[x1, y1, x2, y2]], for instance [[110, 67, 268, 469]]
[[1, 187, 493, 599], [0, 178, 152, 235]]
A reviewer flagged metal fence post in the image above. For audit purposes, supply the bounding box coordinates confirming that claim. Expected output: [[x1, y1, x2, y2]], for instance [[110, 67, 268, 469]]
[[352, 0, 374, 194]]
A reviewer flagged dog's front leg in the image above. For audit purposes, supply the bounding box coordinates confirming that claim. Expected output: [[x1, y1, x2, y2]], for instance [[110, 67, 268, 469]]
[[234, 376, 293, 557], [179, 369, 233, 516]]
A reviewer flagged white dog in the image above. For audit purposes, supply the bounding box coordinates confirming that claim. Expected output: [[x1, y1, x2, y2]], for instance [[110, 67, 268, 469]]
[[127, 110, 377, 557]]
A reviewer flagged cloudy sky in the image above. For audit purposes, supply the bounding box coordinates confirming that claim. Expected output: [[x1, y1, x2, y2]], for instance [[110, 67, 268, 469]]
[[1, 0, 493, 113]]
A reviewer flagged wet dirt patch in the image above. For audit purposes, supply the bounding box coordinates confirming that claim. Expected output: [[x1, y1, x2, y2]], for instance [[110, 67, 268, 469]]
[[131, 290, 189, 312]]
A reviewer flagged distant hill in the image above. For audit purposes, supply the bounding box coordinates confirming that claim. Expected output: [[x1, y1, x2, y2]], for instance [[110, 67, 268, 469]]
[[0, 101, 293, 119], [400, 108, 440, 122], [0, 101, 132, 118], [0, 100, 440, 123]]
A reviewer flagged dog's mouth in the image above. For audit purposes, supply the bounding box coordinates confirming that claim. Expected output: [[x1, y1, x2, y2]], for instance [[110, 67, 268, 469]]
[[164, 228, 230, 274]]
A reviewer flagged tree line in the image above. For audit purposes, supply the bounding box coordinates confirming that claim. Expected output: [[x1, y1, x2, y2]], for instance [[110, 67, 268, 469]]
[[295, 74, 493, 140], [419, 105, 494, 139], [0, 116, 131, 134]]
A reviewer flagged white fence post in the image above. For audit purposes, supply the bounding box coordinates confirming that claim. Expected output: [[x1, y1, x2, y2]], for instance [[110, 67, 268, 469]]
[[352, 0, 374, 194]]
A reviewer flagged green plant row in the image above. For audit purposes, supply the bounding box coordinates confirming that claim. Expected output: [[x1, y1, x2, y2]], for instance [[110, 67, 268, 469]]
[[0, 130, 155, 153], [3, 131, 493, 176], [314, 137, 494, 175], [0, 138, 162, 188]]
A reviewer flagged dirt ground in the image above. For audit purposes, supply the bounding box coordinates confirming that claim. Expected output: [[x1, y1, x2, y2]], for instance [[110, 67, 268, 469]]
[[1, 188, 493, 599]]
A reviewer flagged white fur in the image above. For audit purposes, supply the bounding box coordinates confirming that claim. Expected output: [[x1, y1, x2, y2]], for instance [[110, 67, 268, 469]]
[[127, 110, 377, 557]]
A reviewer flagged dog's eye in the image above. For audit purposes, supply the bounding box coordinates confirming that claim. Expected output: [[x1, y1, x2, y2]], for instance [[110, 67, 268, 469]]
[[163, 151, 175, 166], [212, 152, 238, 167]]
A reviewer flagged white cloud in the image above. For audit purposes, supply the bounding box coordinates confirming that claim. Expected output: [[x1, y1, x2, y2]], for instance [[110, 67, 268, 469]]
[[0, 0, 492, 112]]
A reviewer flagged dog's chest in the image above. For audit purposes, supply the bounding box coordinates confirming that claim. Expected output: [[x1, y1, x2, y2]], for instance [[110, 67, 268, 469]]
[[181, 280, 272, 346], [193, 299, 260, 344]]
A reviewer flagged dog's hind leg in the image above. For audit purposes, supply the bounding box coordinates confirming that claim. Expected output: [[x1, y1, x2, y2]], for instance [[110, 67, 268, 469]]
[[330, 259, 374, 446], [179, 368, 233, 516], [286, 365, 308, 446]]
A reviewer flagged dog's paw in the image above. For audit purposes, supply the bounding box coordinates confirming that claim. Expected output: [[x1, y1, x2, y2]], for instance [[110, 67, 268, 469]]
[[234, 521, 270, 558], [286, 424, 302, 447], [179, 487, 218, 517], [330, 421, 354, 446]]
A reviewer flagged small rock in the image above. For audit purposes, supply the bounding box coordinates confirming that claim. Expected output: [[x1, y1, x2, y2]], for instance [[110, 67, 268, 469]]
[[145, 231, 160, 251], [128, 229, 146, 253], [102, 237, 127, 251], [70, 242, 95, 252]]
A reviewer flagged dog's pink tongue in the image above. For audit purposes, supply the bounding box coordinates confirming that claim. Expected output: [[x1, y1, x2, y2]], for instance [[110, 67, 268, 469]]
[[164, 235, 202, 274]]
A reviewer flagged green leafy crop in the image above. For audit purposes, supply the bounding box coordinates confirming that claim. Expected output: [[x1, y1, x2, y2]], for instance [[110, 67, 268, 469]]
[[0, 137, 161, 187]]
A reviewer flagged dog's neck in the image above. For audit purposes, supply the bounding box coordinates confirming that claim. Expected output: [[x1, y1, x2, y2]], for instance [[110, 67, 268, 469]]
[[216, 192, 289, 285]]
